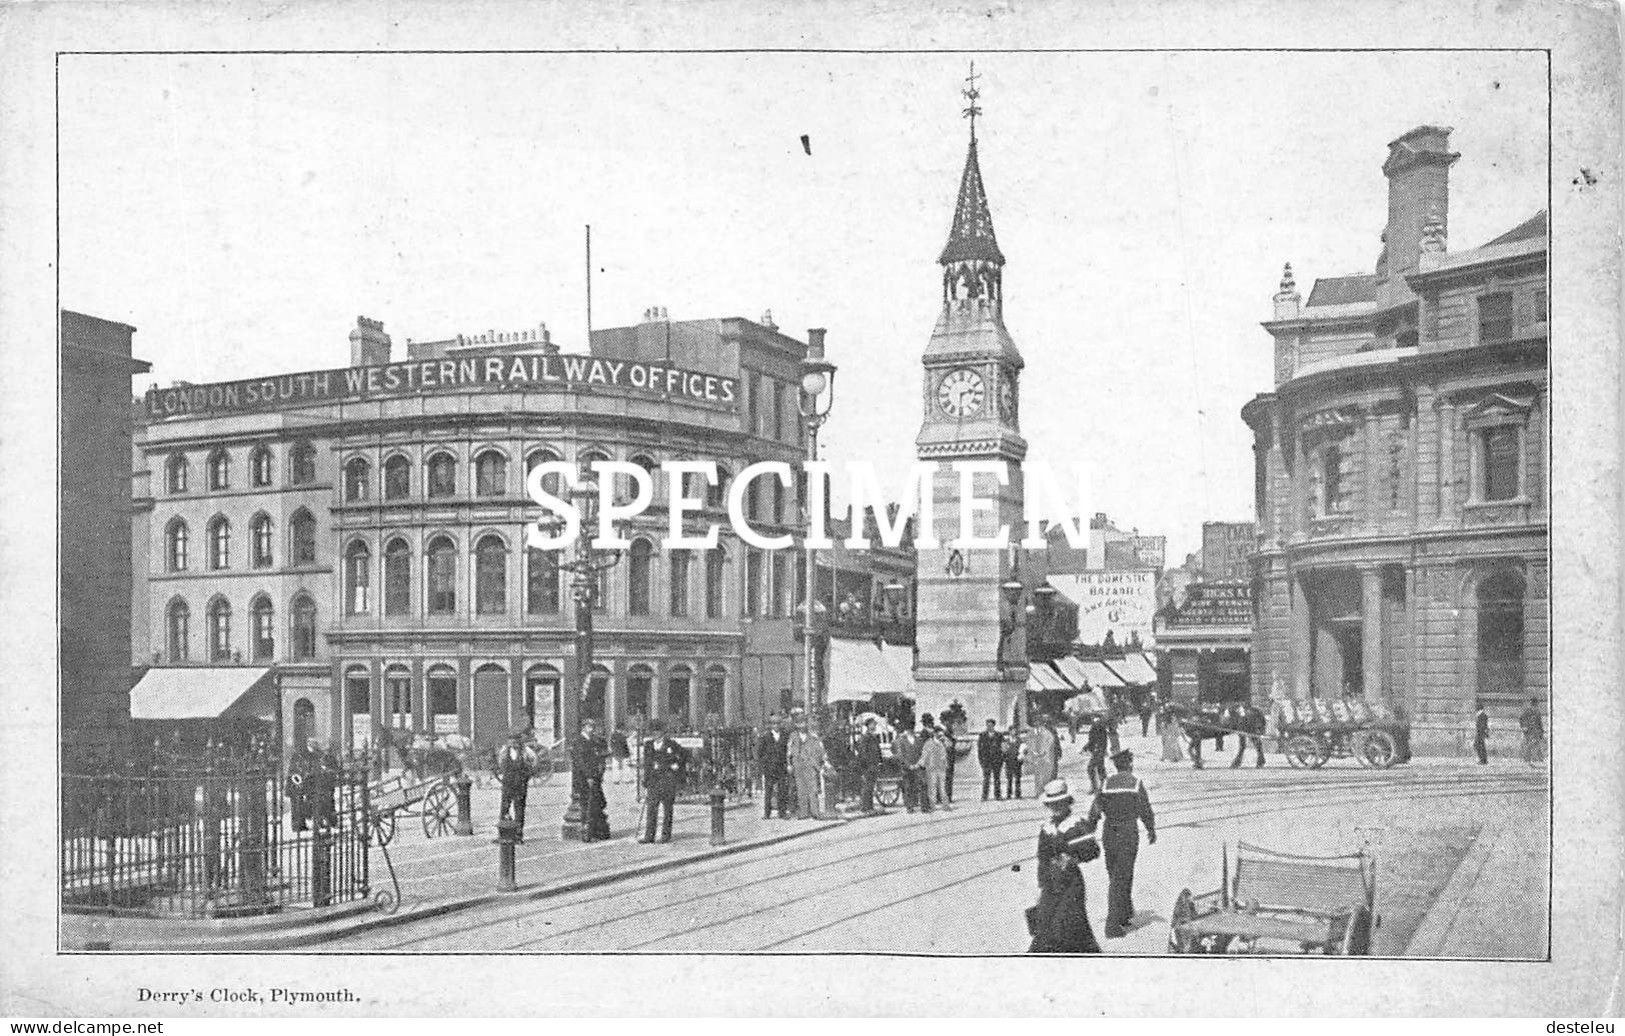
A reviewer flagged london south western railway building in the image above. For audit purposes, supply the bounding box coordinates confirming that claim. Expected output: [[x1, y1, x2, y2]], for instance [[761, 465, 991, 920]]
[[132, 312, 847, 753]]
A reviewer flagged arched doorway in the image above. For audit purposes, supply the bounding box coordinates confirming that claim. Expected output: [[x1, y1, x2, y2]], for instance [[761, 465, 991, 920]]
[[473, 663, 509, 747], [667, 667, 693, 732], [292, 697, 316, 750]]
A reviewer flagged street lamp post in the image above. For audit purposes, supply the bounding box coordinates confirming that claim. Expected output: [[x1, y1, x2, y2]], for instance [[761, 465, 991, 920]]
[[541, 479, 623, 841], [797, 328, 836, 714], [1000, 578, 1059, 728]]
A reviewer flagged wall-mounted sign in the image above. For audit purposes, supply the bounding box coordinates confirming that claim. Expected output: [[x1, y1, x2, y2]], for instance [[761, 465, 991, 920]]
[[145, 353, 740, 420], [1049, 571, 1157, 646], [1166, 580, 1254, 628]]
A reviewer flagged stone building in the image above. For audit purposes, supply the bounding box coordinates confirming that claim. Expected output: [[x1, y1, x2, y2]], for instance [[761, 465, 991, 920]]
[[1243, 125, 1547, 754], [60, 311, 151, 766], [131, 310, 869, 754]]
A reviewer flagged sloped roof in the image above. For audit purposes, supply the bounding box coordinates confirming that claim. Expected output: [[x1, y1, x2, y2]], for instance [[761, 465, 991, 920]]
[[938, 138, 1005, 266], [1482, 210, 1547, 248], [1306, 274, 1380, 308]]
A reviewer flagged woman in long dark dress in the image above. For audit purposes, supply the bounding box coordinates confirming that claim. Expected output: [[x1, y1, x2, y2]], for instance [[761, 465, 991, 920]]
[[1028, 779, 1102, 954]]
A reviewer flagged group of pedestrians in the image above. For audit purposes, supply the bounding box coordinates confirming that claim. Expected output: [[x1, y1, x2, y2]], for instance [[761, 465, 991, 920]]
[[756, 709, 840, 820], [977, 716, 1070, 800]]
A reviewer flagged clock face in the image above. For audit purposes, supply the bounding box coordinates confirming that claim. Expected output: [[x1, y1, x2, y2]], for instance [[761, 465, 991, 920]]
[[937, 368, 985, 418], [997, 375, 1016, 421]]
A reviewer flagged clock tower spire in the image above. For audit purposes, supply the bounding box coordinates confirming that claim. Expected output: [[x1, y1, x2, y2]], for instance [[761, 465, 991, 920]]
[[911, 64, 1030, 729]]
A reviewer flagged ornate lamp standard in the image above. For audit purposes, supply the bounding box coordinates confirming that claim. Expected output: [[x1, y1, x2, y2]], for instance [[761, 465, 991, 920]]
[[999, 577, 1059, 727], [797, 329, 837, 713], [538, 478, 624, 841]]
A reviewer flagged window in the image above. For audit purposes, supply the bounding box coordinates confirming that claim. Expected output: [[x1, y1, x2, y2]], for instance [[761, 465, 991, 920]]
[[669, 550, 690, 617], [208, 517, 231, 570], [1317, 444, 1349, 516], [772, 380, 784, 440], [166, 519, 189, 572], [345, 540, 371, 614], [746, 376, 760, 436], [428, 666, 459, 733], [427, 453, 457, 498], [386, 667, 413, 727], [208, 449, 230, 491], [208, 598, 231, 661], [290, 509, 316, 565], [622, 538, 652, 616], [1532, 287, 1548, 324], [527, 548, 560, 614], [578, 449, 611, 486], [773, 480, 786, 525], [705, 667, 728, 723], [626, 454, 658, 505], [526, 450, 563, 500], [166, 454, 189, 494], [627, 666, 653, 721], [167, 599, 189, 661], [384, 539, 411, 616], [706, 550, 725, 619], [745, 549, 762, 618], [344, 458, 370, 502], [427, 537, 457, 614], [1477, 571, 1526, 704], [1480, 425, 1522, 501], [707, 466, 731, 511], [1478, 292, 1514, 344], [475, 451, 507, 497], [251, 596, 274, 661], [251, 514, 273, 568], [769, 552, 787, 618], [290, 442, 317, 485], [290, 594, 317, 660], [250, 446, 273, 488], [475, 534, 507, 614], [384, 455, 411, 500], [667, 669, 693, 730]]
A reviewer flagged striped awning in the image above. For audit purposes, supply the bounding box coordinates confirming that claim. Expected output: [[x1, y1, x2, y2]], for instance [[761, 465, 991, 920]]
[[1026, 663, 1071, 692], [1104, 653, 1158, 686], [1052, 655, 1092, 689], [1078, 660, 1125, 689]]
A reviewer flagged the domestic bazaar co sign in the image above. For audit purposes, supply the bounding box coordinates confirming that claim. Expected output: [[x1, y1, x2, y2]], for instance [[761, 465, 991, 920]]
[[145, 353, 739, 420]]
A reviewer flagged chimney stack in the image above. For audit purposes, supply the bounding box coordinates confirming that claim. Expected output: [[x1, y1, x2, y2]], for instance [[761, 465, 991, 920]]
[[349, 316, 391, 367], [806, 327, 827, 362], [1380, 126, 1459, 280]]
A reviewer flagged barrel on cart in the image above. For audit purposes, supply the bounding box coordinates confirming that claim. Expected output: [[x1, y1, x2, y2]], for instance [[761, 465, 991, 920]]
[[1275, 699, 1410, 769]]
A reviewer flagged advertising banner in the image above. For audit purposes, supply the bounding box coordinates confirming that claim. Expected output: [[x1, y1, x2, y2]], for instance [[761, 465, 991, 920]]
[[1049, 571, 1157, 647]]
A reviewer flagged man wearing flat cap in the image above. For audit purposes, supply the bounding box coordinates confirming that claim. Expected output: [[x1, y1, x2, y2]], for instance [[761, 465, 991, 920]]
[[1087, 748, 1156, 939]]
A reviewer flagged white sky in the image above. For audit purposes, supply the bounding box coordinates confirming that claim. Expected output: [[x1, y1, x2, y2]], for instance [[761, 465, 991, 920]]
[[59, 50, 1547, 562]]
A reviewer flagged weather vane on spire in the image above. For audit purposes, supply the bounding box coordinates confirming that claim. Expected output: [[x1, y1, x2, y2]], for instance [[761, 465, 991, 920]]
[[962, 60, 983, 142]]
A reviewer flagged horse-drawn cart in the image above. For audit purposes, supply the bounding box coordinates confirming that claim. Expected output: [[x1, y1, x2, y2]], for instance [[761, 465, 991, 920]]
[[1276, 699, 1409, 769], [1168, 842, 1377, 955]]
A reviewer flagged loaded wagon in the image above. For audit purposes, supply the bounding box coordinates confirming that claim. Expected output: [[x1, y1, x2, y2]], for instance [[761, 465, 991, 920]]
[[1275, 699, 1410, 769], [1169, 841, 1377, 955]]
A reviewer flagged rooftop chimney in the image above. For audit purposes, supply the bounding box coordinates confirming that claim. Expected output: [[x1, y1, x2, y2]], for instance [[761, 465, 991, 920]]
[[1380, 126, 1459, 280], [349, 316, 391, 367], [806, 327, 827, 362]]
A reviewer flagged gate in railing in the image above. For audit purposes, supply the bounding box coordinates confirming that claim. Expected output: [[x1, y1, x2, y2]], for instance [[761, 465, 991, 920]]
[[61, 758, 371, 917]]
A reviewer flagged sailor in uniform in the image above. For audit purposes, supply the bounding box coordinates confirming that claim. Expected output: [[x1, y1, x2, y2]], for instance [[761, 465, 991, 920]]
[[1086, 749, 1156, 939]]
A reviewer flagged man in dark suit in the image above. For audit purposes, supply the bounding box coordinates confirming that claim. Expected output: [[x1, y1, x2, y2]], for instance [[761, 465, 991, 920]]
[[857, 717, 883, 813], [573, 719, 610, 842], [977, 719, 1005, 801], [639, 719, 688, 843], [757, 713, 791, 819], [1473, 703, 1490, 765], [496, 731, 539, 840], [1084, 718, 1110, 795], [892, 720, 926, 813]]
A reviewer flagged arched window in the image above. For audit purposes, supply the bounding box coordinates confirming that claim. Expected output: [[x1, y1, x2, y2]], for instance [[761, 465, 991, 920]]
[[628, 538, 654, 616], [385, 665, 413, 728], [427, 453, 457, 498], [166, 519, 189, 572], [526, 449, 563, 500], [208, 516, 231, 570], [626, 664, 654, 722], [166, 453, 189, 494], [625, 453, 659, 505], [345, 540, 371, 614], [527, 547, 560, 614], [427, 664, 459, 733], [166, 598, 190, 661], [344, 665, 372, 749], [344, 457, 370, 502], [578, 448, 611, 484], [669, 550, 691, 617], [383, 455, 411, 500], [475, 450, 508, 497], [704, 665, 728, 724], [289, 441, 317, 486], [250, 445, 273, 488], [667, 666, 693, 731], [384, 538, 411, 616], [207, 448, 230, 491], [426, 536, 457, 614], [475, 534, 507, 614], [207, 597, 232, 661], [1477, 571, 1526, 704], [290, 508, 317, 565], [707, 465, 731, 510], [250, 513, 273, 568], [290, 593, 317, 660], [706, 548, 726, 619], [250, 595, 274, 661]]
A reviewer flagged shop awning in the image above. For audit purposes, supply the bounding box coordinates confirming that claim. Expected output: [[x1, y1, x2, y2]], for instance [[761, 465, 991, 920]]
[[1026, 663, 1071, 693], [130, 667, 277, 720], [1052, 655, 1092, 689], [880, 643, 915, 688], [1104, 653, 1158, 686], [1078, 660, 1125, 689], [827, 638, 911, 704]]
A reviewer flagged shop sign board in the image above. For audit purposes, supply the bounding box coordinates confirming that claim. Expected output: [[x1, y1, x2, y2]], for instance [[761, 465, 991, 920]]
[[1166, 580, 1254, 628], [1050, 571, 1157, 646]]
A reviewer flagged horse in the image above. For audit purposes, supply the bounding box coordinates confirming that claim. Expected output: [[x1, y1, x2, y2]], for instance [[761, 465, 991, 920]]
[[1173, 701, 1268, 769], [381, 727, 466, 782]]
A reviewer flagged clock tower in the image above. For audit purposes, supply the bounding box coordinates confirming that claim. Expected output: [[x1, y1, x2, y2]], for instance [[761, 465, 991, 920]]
[[912, 66, 1029, 727]]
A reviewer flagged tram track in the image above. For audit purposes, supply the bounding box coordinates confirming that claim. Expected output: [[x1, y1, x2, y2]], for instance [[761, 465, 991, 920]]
[[334, 764, 1542, 952]]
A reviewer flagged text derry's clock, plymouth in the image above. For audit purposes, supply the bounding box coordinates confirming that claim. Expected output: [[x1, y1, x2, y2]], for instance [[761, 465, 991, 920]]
[[937, 368, 985, 417]]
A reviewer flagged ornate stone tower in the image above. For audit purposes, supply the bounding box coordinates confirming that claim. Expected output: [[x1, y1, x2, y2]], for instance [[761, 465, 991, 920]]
[[912, 66, 1029, 727]]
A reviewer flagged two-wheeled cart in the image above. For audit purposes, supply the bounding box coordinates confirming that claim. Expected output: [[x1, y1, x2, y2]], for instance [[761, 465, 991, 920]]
[[1276, 699, 1409, 770]]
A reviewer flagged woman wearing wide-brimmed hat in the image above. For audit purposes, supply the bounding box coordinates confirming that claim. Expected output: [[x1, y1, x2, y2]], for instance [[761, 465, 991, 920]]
[[1026, 779, 1102, 953]]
